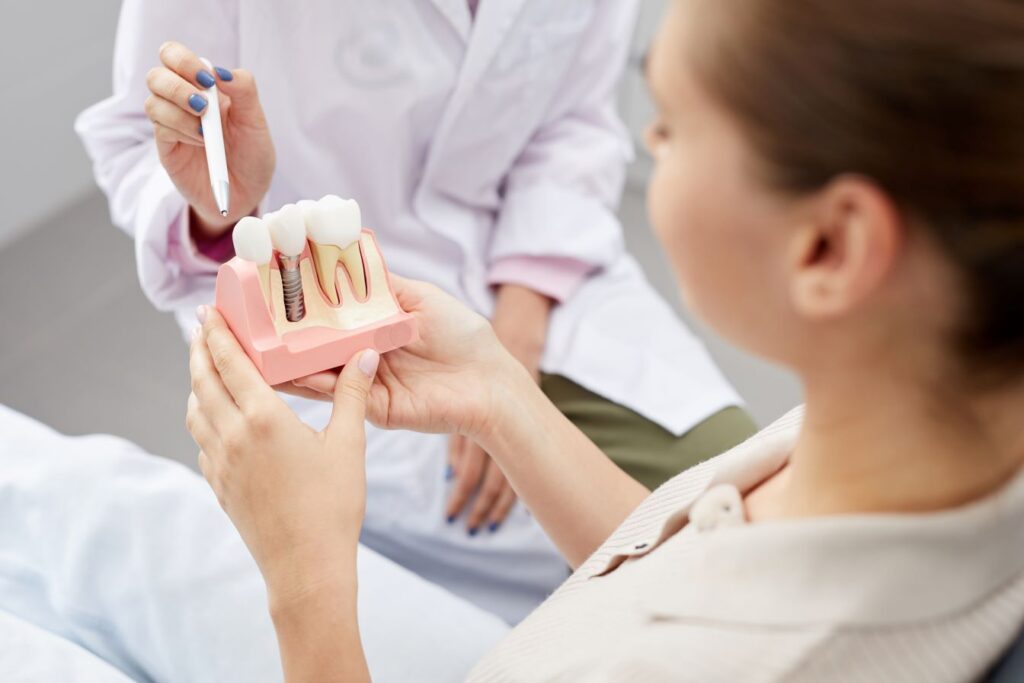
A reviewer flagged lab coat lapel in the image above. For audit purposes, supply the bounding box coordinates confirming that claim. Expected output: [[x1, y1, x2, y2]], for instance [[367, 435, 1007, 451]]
[[428, 0, 472, 43], [457, 0, 529, 98], [422, 0, 529, 180]]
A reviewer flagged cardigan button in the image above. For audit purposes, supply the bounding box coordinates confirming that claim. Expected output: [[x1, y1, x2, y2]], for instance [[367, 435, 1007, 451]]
[[690, 485, 745, 533]]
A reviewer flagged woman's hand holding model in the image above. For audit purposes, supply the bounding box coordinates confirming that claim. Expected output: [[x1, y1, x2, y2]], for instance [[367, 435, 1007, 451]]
[[186, 274, 646, 607], [144, 41, 275, 239], [188, 274, 645, 680]]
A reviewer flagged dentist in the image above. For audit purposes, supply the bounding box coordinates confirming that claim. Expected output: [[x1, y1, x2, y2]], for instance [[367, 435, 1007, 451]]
[[76, 0, 753, 623]]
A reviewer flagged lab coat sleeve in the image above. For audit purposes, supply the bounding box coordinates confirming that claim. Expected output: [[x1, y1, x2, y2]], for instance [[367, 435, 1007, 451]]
[[487, 255, 592, 303], [74, 0, 238, 312], [488, 0, 640, 287]]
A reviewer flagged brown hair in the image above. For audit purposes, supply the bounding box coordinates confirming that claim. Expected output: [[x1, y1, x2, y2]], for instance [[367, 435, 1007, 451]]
[[691, 0, 1024, 381]]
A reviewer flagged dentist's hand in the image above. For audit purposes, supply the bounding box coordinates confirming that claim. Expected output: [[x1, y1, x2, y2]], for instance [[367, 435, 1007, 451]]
[[187, 305, 375, 603], [145, 41, 275, 240], [445, 285, 550, 535]]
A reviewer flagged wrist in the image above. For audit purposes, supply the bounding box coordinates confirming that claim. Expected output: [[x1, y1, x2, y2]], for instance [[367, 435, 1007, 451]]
[[474, 353, 547, 454], [493, 285, 551, 356], [266, 549, 358, 621]]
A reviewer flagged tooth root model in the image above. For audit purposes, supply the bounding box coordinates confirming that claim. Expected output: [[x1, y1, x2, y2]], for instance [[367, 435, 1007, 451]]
[[307, 195, 367, 304], [266, 204, 308, 323], [213, 197, 418, 386]]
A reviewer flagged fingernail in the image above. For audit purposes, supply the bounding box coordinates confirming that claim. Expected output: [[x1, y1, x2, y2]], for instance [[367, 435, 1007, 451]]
[[357, 349, 380, 378], [214, 66, 234, 82], [196, 305, 209, 323], [188, 94, 208, 112], [196, 70, 216, 88], [446, 515, 456, 525], [190, 326, 201, 343], [468, 527, 479, 537], [488, 521, 501, 533], [445, 465, 454, 481], [198, 122, 203, 137]]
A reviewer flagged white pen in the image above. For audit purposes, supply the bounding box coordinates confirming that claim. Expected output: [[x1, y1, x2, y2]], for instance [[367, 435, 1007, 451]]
[[199, 57, 230, 217]]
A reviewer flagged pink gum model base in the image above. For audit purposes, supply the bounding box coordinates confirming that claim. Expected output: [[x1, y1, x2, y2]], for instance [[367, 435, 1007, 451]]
[[214, 229, 418, 386]]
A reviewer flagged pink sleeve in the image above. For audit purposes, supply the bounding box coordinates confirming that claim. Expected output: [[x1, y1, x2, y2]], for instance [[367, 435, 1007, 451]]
[[487, 255, 594, 303], [192, 224, 236, 263]]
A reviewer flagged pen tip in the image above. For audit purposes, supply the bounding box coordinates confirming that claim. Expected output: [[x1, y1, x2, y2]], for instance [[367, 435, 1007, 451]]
[[220, 210, 228, 217]]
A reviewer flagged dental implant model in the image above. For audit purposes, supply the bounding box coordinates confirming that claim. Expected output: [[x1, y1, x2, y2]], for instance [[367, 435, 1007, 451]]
[[214, 195, 418, 385], [266, 204, 308, 323]]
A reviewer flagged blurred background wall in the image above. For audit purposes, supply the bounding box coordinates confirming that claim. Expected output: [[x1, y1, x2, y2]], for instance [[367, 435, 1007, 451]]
[[0, 0, 123, 246], [0, 0, 800, 465]]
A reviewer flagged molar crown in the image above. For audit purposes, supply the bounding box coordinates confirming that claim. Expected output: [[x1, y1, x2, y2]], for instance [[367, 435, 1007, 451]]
[[307, 195, 362, 248]]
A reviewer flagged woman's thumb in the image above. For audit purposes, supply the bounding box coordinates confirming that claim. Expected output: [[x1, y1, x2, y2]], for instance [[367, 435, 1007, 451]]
[[213, 67, 264, 119], [327, 350, 380, 435]]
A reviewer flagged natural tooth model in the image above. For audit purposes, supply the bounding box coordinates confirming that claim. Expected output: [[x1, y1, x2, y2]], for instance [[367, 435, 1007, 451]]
[[231, 215, 274, 296], [306, 195, 366, 304], [266, 203, 308, 322]]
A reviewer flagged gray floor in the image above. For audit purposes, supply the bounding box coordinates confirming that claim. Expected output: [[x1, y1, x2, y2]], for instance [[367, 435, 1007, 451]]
[[0, 187, 801, 470]]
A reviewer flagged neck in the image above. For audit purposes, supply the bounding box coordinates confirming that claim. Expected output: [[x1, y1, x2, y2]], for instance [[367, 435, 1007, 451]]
[[751, 365, 1024, 520]]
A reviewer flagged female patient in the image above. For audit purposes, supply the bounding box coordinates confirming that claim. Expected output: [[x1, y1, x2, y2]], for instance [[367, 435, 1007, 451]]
[[189, 0, 1024, 680]]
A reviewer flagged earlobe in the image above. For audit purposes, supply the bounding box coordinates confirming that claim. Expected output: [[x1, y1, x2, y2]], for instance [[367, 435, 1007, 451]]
[[787, 177, 903, 320], [790, 226, 844, 318]]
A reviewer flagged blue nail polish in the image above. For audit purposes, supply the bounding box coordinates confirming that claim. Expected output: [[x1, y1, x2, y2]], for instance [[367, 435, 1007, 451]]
[[468, 527, 479, 537], [196, 70, 216, 88], [214, 66, 234, 82], [445, 465, 454, 481], [446, 515, 456, 525], [188, 94, 208, 112], [488, 522, 500, 533], [198, 122, 204, 137]]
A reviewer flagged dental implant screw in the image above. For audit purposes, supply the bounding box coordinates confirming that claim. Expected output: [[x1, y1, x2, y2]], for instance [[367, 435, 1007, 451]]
[[278, 254, 306, 322]]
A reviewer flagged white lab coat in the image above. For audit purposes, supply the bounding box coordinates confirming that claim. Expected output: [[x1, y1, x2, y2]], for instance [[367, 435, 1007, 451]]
[[76, 0, 741, 623]]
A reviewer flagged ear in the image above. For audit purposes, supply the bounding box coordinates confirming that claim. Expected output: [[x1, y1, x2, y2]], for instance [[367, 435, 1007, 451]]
[[788, 176, 904, 320]]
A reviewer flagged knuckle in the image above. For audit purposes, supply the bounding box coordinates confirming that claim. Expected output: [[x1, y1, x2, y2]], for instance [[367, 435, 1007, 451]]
[[145, 67, 161, 90], [340, 383, 368, 404], [220, 429, 245, 456], [234, 68, 255, 87], [452, 480, 474, 498], [159, 42, 188, 73], [243, 404, 272, 432], [209, 342, 233, 371], [172, 79, 192, 105]]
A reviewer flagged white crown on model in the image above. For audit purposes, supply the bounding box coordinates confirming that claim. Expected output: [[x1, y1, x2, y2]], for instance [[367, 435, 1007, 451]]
[[231, 216, 273, 265], [233, 196, 367, 308], [307, 195, 362, 249], [265, 204, 308, 258]]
